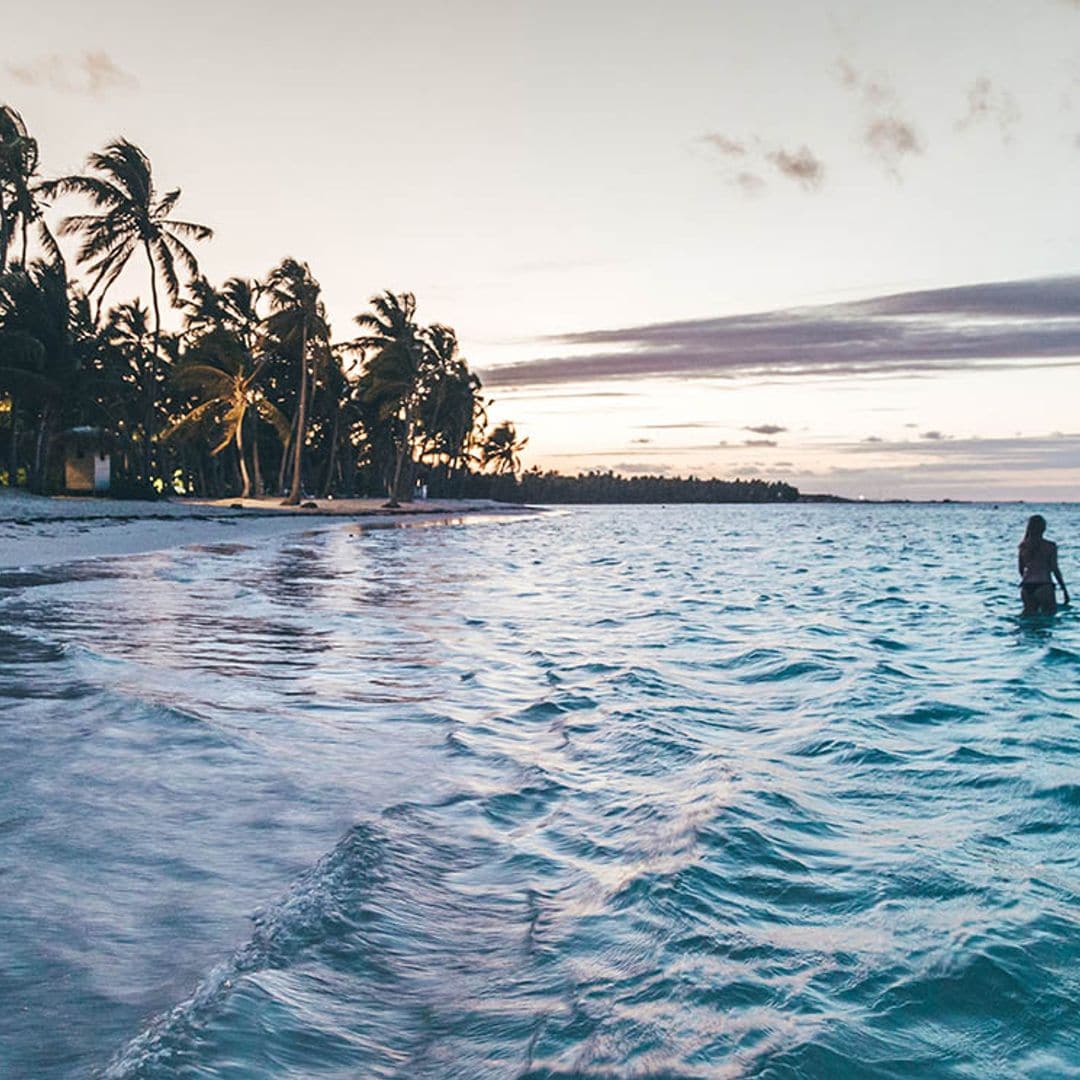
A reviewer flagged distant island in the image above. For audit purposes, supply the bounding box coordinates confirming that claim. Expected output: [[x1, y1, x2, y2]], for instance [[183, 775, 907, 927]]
[[428, 468, 799, 504]]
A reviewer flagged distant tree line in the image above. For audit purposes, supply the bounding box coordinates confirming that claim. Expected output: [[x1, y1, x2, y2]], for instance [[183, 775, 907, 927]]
[[0, 105, 526, 503], [431, 469, 799, 504]]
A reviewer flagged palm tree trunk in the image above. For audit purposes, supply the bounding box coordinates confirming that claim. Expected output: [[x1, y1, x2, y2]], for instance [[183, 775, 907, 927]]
[[0, 200, 10, 273], [31, 405, 50, 493], [143, 240, 162, 487], [19, 217, 28, 269], [277, 424, 293, 495], [320, 403, 340, 498], [250, 413, 264, 496], [235, 406, 251, 498], [386, 402, 414, 508], [6, 392, 17, 487], [283, 324, 308, 505]]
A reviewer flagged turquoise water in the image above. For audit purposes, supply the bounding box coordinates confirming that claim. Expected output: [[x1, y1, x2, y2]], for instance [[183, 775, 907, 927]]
[[1, 504, 1078, 1079]]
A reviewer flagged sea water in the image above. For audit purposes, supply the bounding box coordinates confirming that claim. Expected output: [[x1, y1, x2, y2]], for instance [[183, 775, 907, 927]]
[[0, 504, 1077, 1079]]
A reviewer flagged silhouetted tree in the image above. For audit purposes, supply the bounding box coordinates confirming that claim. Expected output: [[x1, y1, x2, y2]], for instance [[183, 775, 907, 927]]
[[45, 139, 212, 483]]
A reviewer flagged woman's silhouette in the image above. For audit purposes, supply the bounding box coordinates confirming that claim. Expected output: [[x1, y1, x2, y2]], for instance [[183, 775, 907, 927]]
[[1018, 514, 1068, 615]]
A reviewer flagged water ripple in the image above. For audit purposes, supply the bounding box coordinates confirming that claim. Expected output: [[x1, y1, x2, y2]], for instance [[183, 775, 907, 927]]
[[1, 504, 1078, 1078]]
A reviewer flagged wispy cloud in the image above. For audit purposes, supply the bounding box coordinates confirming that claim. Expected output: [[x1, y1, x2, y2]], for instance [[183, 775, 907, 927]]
[[481, 275, 1080, 388], [836, 58, 922, 177], [700, 132, 825, 194], [864, 117, 922, 173], [788, 432, 1080, 498], [701, 133, 746, 157], [7, 50, 137, 96], [745, 424, 787, 435], [743, 438, 778, 447], [920, 430, 947, 440], [766, 146, 825, 189], [955, 77, 1021, 143], [611, 462, 672, 475], [640, 421, 722, 430], [838, 432, 1080, 473]]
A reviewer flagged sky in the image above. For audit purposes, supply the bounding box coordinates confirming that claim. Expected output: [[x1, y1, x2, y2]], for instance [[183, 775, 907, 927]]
[[5, 0, 1080, 499]]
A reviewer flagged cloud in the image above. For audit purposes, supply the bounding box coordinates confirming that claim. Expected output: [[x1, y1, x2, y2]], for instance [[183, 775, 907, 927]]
[[863, 435, 883, 443], [955, 77, 1021, 143], [701, 133, 746, 156], [631, 437, 652, 444], [745, 424, 787, 435], [7, 50, 137, 96], [788, 433, 1080, 499], [838, 432, 1080, 473], [611, 463, 672, 475], [836, 58, 922, 176], [736, 171, 767, 195], [480, 275, 1080, 388], [920, 430, 946, 440], [864, 117, 922, 172], [552, 442, 728, 457], [700, 133, 825, 194], [640, 421, 721, 430], [743, 438, 778, 447], [766, 145, 825, 188]]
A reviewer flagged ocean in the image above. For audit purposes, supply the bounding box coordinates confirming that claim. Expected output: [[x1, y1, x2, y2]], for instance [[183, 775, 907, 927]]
[[1, 504, 1077, 1079]]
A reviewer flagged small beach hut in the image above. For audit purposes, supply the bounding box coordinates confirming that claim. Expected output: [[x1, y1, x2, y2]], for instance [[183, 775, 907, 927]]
[[61, 427, 112, 494]]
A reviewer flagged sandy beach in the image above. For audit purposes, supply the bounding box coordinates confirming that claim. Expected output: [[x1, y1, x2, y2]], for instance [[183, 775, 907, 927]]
[[0, 490, 537, 571]]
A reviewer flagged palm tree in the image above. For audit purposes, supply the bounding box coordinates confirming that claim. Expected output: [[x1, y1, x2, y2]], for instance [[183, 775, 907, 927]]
[[417, 324, 486, 478], [92, 300, 162, 477], [0, 106, 61, 272], [0, 273, 45, 484], [262, 258, 329, 505], [44, 139, 212, 481], [0, 261, 80, 489], [482, 420, 528, 476], [351, 291, 428, 507], [185, 275, 275, 493], [165, 336, 289, 498]]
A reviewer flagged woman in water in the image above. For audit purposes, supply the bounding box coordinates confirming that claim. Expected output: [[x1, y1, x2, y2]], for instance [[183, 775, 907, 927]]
[[1018, 514, 1069, 615]]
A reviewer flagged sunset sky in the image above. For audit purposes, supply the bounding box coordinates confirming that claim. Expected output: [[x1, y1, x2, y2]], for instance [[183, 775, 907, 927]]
[[5, 0, 1080, 498]]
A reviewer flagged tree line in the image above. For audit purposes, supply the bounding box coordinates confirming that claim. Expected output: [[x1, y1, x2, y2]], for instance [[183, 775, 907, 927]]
[[0, 105, 528, 504], [431, 469, 798, 504], [1, 104, 802, 506]]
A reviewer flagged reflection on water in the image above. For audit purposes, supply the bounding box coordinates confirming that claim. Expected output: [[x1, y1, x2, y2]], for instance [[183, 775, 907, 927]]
[[1, 504, 1078, 1079]]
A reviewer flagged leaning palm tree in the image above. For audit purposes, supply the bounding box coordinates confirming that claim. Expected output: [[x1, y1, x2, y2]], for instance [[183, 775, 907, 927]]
[[417, 324, 486, 477], [165, 336, 289, 498], [0, 106, 61, 272], [262, 258, 329, 505], [44, 139, 212, 481], [350, 291, 427, 507], [482, 420, 528, 476]]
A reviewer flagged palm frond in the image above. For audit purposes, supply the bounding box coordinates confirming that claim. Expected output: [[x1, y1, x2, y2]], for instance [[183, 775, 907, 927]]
[[254, 397, 292, 444]]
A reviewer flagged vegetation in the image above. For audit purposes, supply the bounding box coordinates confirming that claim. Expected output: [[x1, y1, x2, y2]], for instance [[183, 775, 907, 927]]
[[0, 103, 801, 505], [430, 469, 798, 504], [0, 104, 530, 503]]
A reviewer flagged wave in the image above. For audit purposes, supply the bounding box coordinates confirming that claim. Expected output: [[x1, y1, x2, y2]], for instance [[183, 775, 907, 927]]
[[102, 823, 385, 1078]]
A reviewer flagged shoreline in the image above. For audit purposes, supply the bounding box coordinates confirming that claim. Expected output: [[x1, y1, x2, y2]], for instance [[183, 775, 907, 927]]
[[0, 491, 540, 571]]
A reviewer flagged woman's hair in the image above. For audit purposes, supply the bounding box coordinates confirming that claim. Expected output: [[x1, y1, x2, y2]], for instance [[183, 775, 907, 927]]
[[1020, 513, 1046, 558]]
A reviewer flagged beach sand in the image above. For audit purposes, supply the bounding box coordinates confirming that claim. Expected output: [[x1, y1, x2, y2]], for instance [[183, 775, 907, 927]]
[[0, 490, 537, 570]]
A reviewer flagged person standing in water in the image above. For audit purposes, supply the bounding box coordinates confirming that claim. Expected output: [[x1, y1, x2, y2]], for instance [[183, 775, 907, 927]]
[[1018, 514, 1069, 615]]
